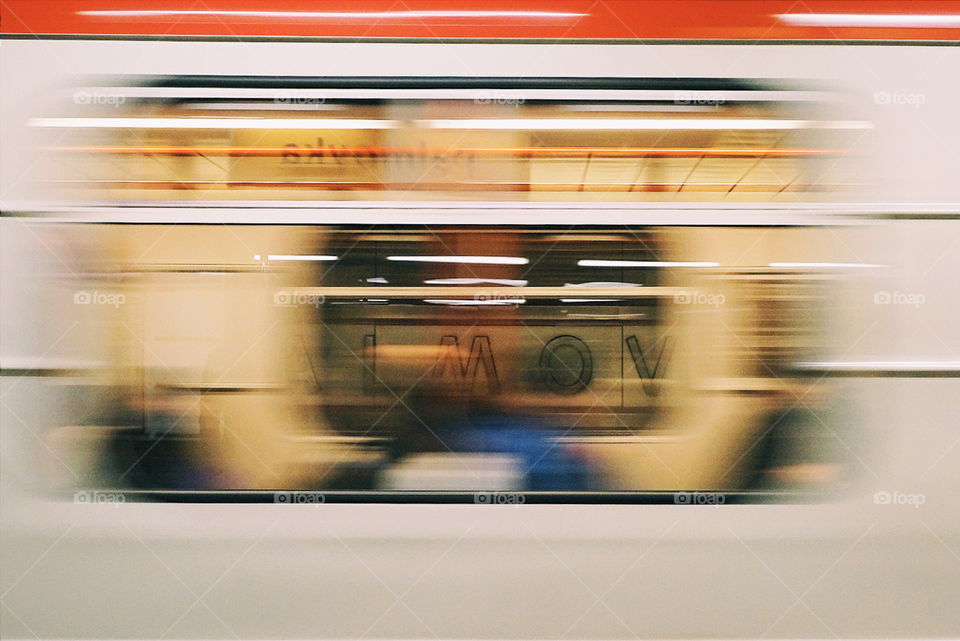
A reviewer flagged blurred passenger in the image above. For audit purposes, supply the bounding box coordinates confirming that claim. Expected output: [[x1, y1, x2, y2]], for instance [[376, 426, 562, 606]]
[[364, 345, 596, 491]]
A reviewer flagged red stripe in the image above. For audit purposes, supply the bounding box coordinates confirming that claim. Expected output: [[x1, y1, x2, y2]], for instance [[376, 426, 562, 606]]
[[2, 0, 959, 40]]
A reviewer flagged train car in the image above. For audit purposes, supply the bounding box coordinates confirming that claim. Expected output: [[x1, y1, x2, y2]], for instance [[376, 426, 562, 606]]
[[2, 2, 959, 640]]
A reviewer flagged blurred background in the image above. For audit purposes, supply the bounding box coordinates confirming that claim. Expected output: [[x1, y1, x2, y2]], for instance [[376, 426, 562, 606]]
[[2, 1, 959, 640]]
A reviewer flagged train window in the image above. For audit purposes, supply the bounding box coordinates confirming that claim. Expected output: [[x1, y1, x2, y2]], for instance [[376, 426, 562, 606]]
[[44, 223, 853, 502], [29, 76, 864, 205]]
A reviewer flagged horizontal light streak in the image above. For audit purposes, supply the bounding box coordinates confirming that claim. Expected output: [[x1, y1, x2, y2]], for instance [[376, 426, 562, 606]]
[[388, 255, 529, 265], [30, 118, 399, 129], [288, 287, 681, 299], [79, 10, 585, 19], [423, 119, 872, 130], [579, 260, 719, 268], [424, 278, 528, 286], [777, 13, 960, 28], [31, 117, 871, 131], [424, 298, 526, 306], [565, 281, 644, 287]]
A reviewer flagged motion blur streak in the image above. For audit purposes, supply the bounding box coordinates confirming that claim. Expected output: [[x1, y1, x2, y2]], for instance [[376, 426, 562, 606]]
[[78, 10, 587, 19], [2, 2, 959, 641]]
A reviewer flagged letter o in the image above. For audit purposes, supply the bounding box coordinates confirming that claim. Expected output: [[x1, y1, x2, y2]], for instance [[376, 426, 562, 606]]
[[539, 335, 593, 394]]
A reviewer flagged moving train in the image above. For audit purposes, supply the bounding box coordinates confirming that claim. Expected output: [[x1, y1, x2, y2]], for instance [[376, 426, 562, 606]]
[[2, 1, 958, 639]]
